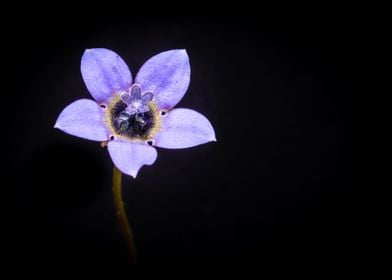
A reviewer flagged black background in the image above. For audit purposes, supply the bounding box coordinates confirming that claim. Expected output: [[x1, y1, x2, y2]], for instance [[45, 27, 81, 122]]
[[6, 9, 355, 276]]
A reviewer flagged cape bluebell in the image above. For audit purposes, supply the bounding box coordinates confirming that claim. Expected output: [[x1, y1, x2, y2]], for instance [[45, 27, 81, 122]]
[[55, 49, 215, 177]]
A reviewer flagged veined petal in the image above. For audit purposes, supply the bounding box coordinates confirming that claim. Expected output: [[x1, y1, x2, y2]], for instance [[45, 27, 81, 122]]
[[135, 49, 190, 110], [153, 108, 216, 149], [54, 99, 109, 141], [108, 141, 157, 178], [81, 48, 132, 104]]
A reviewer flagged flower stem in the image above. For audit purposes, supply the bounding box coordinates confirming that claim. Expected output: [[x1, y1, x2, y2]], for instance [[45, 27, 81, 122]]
[[113, 166, 137, 267]]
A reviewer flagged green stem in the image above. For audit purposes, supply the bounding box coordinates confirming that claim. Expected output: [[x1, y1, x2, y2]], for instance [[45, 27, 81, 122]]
[[113, 166, 137, 267]]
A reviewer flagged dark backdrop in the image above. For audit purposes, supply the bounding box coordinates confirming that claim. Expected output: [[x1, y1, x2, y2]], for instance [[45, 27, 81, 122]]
[[6, 10, 355, 276]]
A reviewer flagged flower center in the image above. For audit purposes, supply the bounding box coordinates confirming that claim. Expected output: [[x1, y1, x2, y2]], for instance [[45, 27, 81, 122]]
[[107, 84, 159, 140], [111, 102, 154, 138]]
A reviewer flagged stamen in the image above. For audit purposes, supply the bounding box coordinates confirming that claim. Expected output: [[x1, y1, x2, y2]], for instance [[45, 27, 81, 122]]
[[141, 92, 153, 103], [130, 84, 142, 99], [121, 92, 133, 104], [138, 105, 150, 113]]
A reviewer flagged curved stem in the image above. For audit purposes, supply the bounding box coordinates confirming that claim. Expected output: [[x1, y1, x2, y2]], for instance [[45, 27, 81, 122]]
[[113, 166, 137, 267]]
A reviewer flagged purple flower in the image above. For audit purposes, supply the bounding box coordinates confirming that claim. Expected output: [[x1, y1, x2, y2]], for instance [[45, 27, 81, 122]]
[[55, 48, 216, 177]]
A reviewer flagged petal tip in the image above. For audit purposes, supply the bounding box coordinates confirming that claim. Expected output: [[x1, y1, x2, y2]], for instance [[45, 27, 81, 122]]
[[177, 49, 188, 57], [84, 48, 99, 53], [165, 49, 189, 58], [207, 135, 217, 144], [208, 130, 217, 142], [129, 170, 138, 178], [82, 48, 102, 60], [53, 117, 63, 130], [82, 48, 93, 56], [113, 163, 140, 178]]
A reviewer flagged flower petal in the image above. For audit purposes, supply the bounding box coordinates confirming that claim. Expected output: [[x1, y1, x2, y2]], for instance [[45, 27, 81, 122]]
[[81, 48, 133, 104], [54, 99, 109, 141], [135, 49, 190, 110], [108, 141, 157, 178], [153, 108, 216, 149]]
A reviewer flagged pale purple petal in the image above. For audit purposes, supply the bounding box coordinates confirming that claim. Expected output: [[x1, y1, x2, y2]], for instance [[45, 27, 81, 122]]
[[81, 48, 132, 104], [135, 49, 190, 110], [108, 141, 157, 178], [153, 108, 216, 149], [54, 99, 109, 141]]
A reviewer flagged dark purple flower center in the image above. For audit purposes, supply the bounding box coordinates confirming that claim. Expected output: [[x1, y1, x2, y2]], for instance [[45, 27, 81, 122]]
[[110, 100, 154, 139]]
